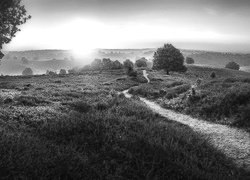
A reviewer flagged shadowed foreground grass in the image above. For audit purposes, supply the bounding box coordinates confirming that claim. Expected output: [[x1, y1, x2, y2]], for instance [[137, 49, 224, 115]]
[[0, 71, 247, 179], [0, 94, 246, 179]]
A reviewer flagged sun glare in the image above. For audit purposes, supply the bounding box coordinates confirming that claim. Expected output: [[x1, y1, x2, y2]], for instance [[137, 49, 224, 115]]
[[65, 18, 104, 58], [72, 46, 93, 58]]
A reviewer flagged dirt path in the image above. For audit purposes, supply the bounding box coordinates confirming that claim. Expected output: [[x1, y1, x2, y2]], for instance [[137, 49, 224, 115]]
[[124, 70, 250, 171], [143, 70, 150, 83]]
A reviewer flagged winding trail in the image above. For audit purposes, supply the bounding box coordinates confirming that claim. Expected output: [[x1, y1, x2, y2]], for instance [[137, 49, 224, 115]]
[[123, 70, 250, 171]]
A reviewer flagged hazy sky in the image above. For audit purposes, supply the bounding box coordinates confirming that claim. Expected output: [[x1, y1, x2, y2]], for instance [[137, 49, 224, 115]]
[[4, 0, 250, 52]]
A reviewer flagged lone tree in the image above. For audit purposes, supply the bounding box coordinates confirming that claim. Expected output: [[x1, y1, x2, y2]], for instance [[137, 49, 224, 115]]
[[153, 44, 186, 75], [186, 57, 195, 64], [0, 0, 31, 60], [225, 61, 240, 70], [22, 67, 33, 76]]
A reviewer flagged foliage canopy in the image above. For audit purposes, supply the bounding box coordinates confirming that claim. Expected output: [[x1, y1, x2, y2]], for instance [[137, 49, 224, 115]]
[[153, 44, 186, 74], [225, 61, 240, 70], [135, 57, 147, 68], [186, 57, 195, 64], [0, 0, 31, 58]]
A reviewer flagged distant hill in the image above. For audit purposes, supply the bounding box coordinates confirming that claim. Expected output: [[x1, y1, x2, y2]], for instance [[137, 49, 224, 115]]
[[181, 50, 250, 68], [1, 48, 250, 75]]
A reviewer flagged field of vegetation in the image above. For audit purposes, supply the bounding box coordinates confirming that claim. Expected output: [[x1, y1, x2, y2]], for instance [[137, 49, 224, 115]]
[[0, 69, 247, 179], [129, 65, 250, 130]]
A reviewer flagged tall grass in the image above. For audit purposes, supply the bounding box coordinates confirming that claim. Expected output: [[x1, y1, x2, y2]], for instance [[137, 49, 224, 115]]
[[0, 93, 245, 179], [0, 71, 247, 179], [163, 76, 250, 128]]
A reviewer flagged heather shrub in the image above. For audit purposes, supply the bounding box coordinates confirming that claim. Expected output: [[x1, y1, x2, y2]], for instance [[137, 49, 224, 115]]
[[235, 104, 250, 127], [210, 72, 216, 79]]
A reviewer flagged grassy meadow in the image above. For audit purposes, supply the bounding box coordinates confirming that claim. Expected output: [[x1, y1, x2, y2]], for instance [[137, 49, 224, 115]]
[[129, 65, 250, 130], [0, 69, 247, 179]]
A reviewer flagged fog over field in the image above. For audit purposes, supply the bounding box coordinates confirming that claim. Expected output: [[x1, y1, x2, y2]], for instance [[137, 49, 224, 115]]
[[1, 0, 250, 179], [1, 0, 250, 75], [1, 49, 250, 75]]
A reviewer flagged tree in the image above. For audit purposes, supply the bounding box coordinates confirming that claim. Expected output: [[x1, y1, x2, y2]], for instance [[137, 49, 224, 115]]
[[22, 67, 33, 76], [91, 58, 103, 70], [225, 61, 240, 70], [123, 59, 136, 76], [112, 60, 123, 69], [59, 69, 67, 75], [46, 71, 57, 76], [0, 0, 31, 60], [21, 57, 29, 64], [135, 57, 147, 68], [153, 44, 186, 75], [186, 57, 195, 64], [102, 58, 112, 70]]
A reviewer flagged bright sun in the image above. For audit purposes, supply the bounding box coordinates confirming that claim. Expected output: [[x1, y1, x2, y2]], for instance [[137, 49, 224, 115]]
[[69, 18, 103, 58], [72, 46, 93, 58]]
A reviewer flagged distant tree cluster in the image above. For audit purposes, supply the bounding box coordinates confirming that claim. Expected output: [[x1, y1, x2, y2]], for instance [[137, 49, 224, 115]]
[[225, 61, 240, 70], [186, 57, 195, 64], [153, 44, 187, 75], [81, 58, 123, 72]]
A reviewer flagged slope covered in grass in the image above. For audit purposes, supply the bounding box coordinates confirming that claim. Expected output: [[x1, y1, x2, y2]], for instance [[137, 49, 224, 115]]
[[0, 70, 246, 179], [132, 65, 250, 129]]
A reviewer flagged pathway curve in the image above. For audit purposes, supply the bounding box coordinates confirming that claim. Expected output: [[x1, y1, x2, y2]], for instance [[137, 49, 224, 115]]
[[123, 70, 250, 171]]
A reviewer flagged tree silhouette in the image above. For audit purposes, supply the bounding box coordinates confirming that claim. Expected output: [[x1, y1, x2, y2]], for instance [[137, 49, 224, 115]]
[[123, 59, 135, 76], [0, 0, 31, 60], [186, 57, 195, 64], [225, 61, 240, 70], [153, 44, 186, 75], [135, 57, 147, 68], [22, 67, 33, 76]]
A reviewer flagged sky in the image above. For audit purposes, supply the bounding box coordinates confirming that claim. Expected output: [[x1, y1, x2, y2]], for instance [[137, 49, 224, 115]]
[[4, 0, 250, 53]]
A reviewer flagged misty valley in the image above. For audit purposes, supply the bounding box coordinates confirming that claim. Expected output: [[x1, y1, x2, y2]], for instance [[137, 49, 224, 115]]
[[1, 0, 250, 179]]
